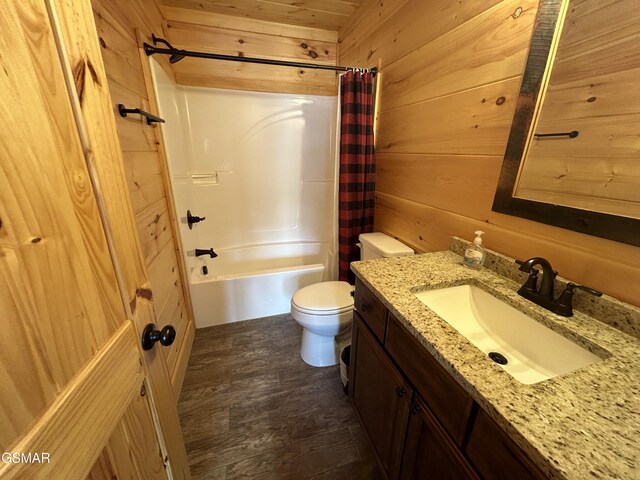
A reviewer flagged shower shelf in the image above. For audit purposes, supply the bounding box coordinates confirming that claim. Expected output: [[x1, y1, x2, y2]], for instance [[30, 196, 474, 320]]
[[191, 173, 219, 186]]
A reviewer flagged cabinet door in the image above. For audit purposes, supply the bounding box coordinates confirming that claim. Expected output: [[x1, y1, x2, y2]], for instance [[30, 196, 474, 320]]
[[350, 313, 412, 479], [466, 409, 546, 480], [400, 397, 479, 480], [386, 314, 473, 446]]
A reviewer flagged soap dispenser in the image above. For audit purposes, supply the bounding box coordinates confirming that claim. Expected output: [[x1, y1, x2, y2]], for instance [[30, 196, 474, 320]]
[[464, 231, 486, 269]]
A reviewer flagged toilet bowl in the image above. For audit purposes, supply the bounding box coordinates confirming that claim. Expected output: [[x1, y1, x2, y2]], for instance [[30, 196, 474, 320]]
[[291, 281, 354, 367], [291, 232, 414, 367]]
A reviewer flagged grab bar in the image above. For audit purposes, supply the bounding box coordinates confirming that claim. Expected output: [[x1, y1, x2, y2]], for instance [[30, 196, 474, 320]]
[[118, 104, 165, 125]]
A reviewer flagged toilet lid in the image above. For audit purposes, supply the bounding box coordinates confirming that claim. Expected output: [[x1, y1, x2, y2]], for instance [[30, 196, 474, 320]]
[[291, 281, 354, 315]]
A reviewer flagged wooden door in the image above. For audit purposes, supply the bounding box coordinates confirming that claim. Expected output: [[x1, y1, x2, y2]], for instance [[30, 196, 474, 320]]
[[0, 1, 188, 478], [350, 313, 412, 479]]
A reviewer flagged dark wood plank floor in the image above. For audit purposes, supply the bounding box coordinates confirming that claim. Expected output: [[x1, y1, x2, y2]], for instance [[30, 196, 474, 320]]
[[179, 314, 383, 479]]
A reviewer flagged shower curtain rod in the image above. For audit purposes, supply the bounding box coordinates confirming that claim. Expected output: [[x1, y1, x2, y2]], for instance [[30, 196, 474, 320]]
[[143, 35, 377, 75]]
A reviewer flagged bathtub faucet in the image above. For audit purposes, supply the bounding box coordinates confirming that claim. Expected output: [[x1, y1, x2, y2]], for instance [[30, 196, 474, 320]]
[[195, 248, 218, 258]]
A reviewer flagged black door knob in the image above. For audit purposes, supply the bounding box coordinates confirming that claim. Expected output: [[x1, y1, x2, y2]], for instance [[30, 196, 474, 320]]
[[141, 323, 176, 350]]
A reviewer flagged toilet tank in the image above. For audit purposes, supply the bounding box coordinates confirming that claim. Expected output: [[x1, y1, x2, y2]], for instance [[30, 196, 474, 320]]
[[359, 232, 414, 260]]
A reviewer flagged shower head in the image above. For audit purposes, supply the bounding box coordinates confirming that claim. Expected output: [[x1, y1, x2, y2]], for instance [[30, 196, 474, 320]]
[[151, 34, 186, 64]]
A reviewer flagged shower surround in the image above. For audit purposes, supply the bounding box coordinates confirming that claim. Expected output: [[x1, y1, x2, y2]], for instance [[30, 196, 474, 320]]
[[151, 60, 339, 327]]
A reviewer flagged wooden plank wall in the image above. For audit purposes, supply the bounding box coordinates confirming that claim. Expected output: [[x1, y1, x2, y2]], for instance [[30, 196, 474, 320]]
[[162, 6, 340, 95], [339, 0, 640, 306], [91, 0, 195, 392]]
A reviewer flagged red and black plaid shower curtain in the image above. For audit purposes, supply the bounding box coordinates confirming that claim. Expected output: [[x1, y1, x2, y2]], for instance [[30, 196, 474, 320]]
[[338, 71, 376, 283]]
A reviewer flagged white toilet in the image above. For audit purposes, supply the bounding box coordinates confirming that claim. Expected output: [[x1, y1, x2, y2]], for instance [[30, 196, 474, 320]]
[[291, 232, 414, 367]]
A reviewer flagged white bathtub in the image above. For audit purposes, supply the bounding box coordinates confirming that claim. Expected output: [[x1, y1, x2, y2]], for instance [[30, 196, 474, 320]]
[[188, 243, 327, 328]]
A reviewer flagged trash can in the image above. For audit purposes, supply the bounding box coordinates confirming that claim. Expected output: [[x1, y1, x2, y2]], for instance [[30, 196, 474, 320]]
[[340, 345, 351, 395]]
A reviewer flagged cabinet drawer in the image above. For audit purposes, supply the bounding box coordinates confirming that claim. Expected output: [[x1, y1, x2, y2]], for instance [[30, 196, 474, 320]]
[[466, 409, 546, 480], [385, 314, 474, 446], [354, 278, 388, 343]]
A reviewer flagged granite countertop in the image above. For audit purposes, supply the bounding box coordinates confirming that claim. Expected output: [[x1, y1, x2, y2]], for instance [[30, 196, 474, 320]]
[[351, 241, 640, 480]]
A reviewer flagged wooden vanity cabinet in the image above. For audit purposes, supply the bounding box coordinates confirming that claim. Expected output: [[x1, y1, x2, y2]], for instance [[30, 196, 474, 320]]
[[350, 312, 412, 478], [350, 280, 547, 480]]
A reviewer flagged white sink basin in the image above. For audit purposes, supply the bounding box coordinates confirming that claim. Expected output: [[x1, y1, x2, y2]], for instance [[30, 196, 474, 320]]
[[415, 285, 602, 384]]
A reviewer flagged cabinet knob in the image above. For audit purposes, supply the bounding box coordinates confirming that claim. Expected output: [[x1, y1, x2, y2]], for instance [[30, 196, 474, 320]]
[[410, 404, 421, 416], [395, 386, 407, 398], [360, 303, 370, 312]]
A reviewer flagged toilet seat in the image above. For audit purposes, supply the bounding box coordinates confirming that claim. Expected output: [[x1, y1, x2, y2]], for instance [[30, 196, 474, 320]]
[[291, 281, 353, 316], [291, 303, 352, 316]]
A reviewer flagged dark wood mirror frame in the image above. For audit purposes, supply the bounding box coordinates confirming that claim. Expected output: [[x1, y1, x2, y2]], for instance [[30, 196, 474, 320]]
[[491, 0, 640, 247]]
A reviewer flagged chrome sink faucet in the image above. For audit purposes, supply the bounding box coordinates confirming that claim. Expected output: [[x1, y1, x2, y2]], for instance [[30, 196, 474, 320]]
[[516, 257, 601, 316]]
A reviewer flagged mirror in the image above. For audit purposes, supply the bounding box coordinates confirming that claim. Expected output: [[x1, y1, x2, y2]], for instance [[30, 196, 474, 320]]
[[492, 0, 640, 247]]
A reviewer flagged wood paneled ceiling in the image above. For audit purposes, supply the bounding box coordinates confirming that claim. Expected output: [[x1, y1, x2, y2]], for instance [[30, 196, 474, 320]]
[[158, 0, 363, 31]]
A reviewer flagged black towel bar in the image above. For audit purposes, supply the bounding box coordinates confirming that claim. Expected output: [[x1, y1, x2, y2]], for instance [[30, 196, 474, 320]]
[[118, 104, 165, 125], [534, 130, 579, 139]]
